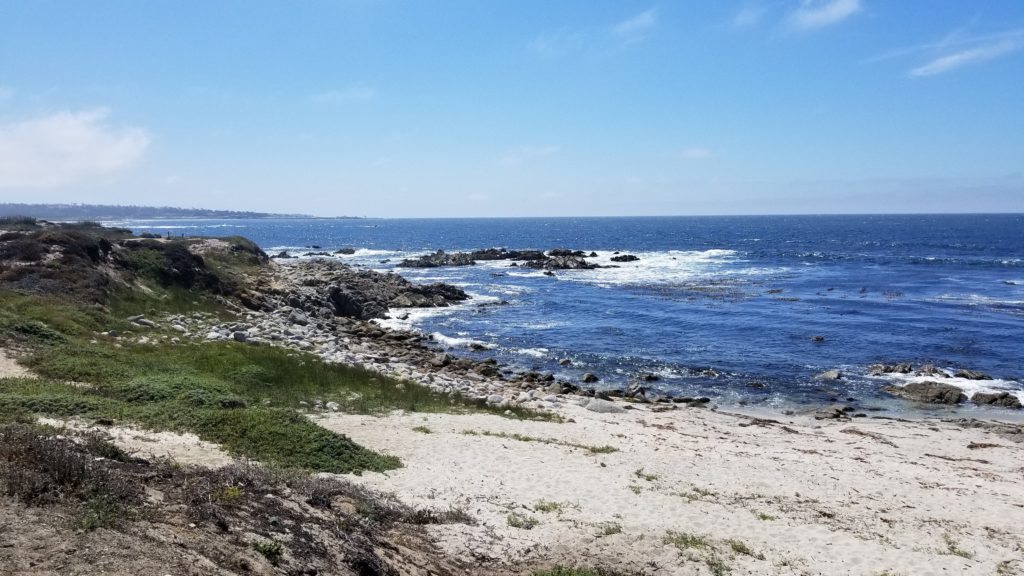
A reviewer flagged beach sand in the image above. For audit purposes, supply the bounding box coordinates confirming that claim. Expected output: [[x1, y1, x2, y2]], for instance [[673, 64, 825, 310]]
[[316, 402, 1024, 575]]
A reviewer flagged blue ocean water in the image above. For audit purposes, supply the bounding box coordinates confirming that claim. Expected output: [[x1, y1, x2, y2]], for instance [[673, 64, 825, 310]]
[[117, 215, 1024, 412]]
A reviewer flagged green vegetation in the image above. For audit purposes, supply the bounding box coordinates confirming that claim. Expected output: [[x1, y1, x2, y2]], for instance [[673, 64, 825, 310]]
[[633, 468, 658, 482], [412, 425, 433, 434], [595, 521, 623, 536], [756, 512, 777, 521], [943, 533, 974, 559], [678, 486, 717, 502], [728, 539, 765, 560], [252, 539, 284, 565], [664, 530, 712, 551], [534, 500, 562, 513], [532, 568, 603, 576], [461, 429, 617, 454], [507, 512, 540, 530]]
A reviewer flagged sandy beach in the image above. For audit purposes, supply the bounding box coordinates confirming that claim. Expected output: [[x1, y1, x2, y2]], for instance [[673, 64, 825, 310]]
[[315, 402, 1024, 575]]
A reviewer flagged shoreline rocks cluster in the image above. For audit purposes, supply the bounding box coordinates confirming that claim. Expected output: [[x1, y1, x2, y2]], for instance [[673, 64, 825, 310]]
[[395, 247, 640, 271]]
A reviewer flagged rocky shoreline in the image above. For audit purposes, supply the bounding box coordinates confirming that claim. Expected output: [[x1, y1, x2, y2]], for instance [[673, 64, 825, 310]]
[[115, 255, 1023, 417]]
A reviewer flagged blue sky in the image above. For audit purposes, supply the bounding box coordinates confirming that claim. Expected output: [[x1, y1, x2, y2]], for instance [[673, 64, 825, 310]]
[[1, 0, 1022, 217]]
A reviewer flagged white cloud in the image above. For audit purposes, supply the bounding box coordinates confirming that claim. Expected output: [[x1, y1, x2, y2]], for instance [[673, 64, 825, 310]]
[[528, 29, 586, 57], [613, 9, 657, 40], [0, 109, 149, 189], [788, 0, 861, 32], [310, 83, 376, 104], [732, 5, 766, 29], [910, 38, 1023, 77], [499, 145, 561, 166], [678, 147, 713, 160]]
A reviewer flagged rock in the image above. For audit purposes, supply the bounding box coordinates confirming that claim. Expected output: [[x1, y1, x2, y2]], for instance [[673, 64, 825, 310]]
[[325, 401, 340, 411], [273, 250, 295, 259], [232, 331, 248, 342], [954, 369, 993, 381], [917, 364, 948, 378], [486, 394, 504, 406], [525, 255, 599, 270], [870, 363, 913, 375], [171, 324, 187, 333], [333, 248, 356, 255], [585, 398, 625, 414], [288, 310, 310, 326], [206, 331, 224, 340], [581, 373, 599, 384], [134, 318, 156, 328], [970, 392, 1022, 409], [516, 391, 530, 404], [398, 250, 476, 268], [810, 335, 825, 343], [542, 394, 559, 403], [815, 369, 843, 381], [610, 254, 640, 262], [558, 358, 572, 366], [882, 381, 966, 405]]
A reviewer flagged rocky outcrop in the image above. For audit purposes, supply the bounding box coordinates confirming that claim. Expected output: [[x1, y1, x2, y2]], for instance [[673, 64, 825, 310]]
[[524, 255, 600, 270], [870, 363, 913, 375], [882, 381, 966, 405], [955, 369, 993, 381], [610, 254, 639, 262], [398, 250, 476, 268], [467, 248, 546, 261], [970, 392, 1022, 409], [267, 260, 469, 321]]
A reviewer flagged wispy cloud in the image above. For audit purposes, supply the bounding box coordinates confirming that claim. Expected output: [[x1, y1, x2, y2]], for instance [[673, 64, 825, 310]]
[[499, 145, 561, 166], [529, 8, 657, 56], [678, 147, 713, 160], [732, 4, 766, 29], [0, 109, 149, 189], [869, 27, 1024, 77], [309, 83, 376, 104], [787, 0, 861, 32], [613, 9, 657, 41], [528, 29, 586, 57], [910, 38, 1023, 77]]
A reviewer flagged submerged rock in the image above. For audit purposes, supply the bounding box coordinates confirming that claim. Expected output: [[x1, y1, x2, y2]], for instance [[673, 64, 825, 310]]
[[815, 369, 843, 381]]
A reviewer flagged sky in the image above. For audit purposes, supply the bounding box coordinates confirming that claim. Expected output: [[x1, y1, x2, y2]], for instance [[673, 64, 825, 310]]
[[0, 0, 1022, 217]]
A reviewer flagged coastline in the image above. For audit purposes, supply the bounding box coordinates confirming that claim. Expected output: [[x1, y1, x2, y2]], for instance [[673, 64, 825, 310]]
[[2, 223, 1022, 575]]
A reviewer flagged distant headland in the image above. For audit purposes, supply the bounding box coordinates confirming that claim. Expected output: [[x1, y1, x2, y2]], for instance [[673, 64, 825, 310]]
[[0, 203, 358, 220]]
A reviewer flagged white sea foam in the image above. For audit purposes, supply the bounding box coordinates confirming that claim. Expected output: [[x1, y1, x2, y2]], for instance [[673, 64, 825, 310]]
[[513, 347, 549, 358], [429, 332, 495, 350], [873, 371, 1024, 403]]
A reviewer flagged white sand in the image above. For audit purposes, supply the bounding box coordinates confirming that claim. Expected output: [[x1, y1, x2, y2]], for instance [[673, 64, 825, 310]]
[[316, 403, 1024, 575], [0, 348, 33, 379], [38, 417, 234, 468]]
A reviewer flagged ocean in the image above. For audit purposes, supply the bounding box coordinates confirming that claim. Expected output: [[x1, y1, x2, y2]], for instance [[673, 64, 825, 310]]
[[115, 214, 1024, 414]]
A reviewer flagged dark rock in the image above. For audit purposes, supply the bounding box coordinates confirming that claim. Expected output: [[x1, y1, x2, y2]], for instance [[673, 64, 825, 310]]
[[274, 251, 295, 259], [815, 369, 843, 381], [810, 335, 826, 343], [548, 249, 586, 257], [334, 247, 356, 255], [525, 255, 600, 270], [610, 254, 640, 263], [558, 358, 572, 366], [970, 392, 1022, 409], [882, 381, 966, 404], [398, 250, 476, 268], [870, 363, 913, 375], [640, 373, 660, 382], [581, 372, 599, 384], [955, 369, 993, 381]]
